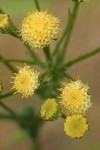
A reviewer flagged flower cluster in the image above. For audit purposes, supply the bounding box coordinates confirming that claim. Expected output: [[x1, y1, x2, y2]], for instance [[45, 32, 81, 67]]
[[20, 10, 60, 49], [40, 79, 92, 138], [0, 2, 92, 140], [59, 79, 92, 138]]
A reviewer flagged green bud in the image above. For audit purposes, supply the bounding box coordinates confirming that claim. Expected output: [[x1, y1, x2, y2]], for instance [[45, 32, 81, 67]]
[[40, 98, 61, 121]]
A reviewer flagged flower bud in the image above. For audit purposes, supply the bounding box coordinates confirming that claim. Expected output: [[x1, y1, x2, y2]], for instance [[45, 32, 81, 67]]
[[0, 14, 10, 33], [40, 98, 61, 121]]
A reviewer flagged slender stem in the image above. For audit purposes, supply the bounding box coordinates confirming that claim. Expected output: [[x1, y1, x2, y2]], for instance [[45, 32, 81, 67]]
[[60, 2, 79, 62], [53, 28, 68, 56], [0, 57, 46, 67], [32, 137, 40, 150], [0, 113, 14, 120], [64, 47, 100, 68], [23, 44, 38, 61], [0, 101, 17, 116], [0, 58, 34, 64], [60, 112, 66, 119], [22, 43, 46, 68], [43, 46, 51, 62], [53, 8, 71, 56], [64, 72, 75, 81], [0, 91, 15, 100], [34, 0, 40, 11], [0, 55, 17, 72]]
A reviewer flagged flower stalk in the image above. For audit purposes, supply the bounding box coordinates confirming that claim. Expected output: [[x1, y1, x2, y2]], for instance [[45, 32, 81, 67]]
[[60, 2, 80, 62]]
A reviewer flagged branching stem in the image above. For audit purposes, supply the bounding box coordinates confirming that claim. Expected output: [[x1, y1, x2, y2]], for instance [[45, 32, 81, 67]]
[[64, 47, 100, 68]]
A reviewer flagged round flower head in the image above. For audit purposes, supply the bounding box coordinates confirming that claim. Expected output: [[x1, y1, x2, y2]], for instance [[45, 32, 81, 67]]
[[64, 115, 88, 138], [11, 65, 39, 98], [0, 14, 9, 31], [20, 10, 60, 49], [40, 98, 61, 121], [59, 79, 92, 115]]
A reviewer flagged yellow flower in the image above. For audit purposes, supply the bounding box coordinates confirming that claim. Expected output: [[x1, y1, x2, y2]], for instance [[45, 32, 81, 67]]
[[64, 115, 88, 138], [11, 65, 39, 98], [59, 79, 92, 115], [40, 98, 61, 120], [20, 10, 60, 49], [0, 14, 9, 31]]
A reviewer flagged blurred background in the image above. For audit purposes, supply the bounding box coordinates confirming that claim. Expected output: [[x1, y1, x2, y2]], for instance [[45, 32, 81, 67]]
[[0, 0, 100, 150]]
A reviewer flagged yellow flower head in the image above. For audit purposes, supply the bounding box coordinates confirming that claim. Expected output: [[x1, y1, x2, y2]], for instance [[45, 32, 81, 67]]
[[40, 98, 61, 121], [59, 79, 92, 115], [64, 115, 88, 138], [20, 10, 60, 49], [11, 65, 39, 98], [0, 14, 9, 30]]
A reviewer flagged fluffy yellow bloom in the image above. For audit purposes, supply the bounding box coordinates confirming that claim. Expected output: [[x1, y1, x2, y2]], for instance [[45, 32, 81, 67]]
[[59, 80, 92, 115], [0, 14, 9, 30], [64, 115, 88, 138], [20, 10, 60, 49], [11, 65, 39, 98], [40, 98, 60, 120]]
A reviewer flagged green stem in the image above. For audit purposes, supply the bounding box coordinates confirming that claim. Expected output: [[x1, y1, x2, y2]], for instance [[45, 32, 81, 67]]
[[60, 112, 66, 119], [64, 47, 100, 68], [9, 30, 21, 39], [53, 8, 71, 56], [0, 53, 45, 67], [23, 44, 38, 61], [0, 91, 15, 100], [60, 2, 79, 62], [0, 58, 34, 64], [32, 137, 40, 150], [21, 43, 45, 68], [34, 0, 40, 11], [0, 55, 17, 72], [0, 113, 14, 120], [0, 101, 17, 116], [64, 72, 75, 81], [43, 46, 51, 62]]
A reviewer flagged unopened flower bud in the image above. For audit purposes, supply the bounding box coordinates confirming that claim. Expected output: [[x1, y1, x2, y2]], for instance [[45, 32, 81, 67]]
[[40, 98, 61, 121]]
